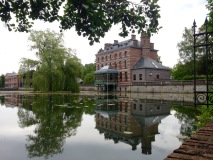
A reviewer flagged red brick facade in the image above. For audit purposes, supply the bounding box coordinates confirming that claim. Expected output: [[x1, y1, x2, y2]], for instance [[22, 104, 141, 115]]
[[5, 72, 19, 88]]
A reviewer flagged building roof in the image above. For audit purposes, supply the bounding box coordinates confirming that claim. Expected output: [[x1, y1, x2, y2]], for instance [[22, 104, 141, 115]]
[[5, 72, 18, 77], [132, 56, 170, 70], [94, 66, 119, 74]]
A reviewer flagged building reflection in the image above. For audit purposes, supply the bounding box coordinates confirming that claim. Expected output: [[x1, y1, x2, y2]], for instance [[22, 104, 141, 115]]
[[4, 94, 21, 108], [95, 96, 171, 155]]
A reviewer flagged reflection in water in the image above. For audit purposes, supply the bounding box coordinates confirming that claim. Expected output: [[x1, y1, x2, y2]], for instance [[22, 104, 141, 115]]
[[94, 95, 171, 155], [172, 106, 198, 141], [0, 94, 201, 160], [3, 94, 95, 159]]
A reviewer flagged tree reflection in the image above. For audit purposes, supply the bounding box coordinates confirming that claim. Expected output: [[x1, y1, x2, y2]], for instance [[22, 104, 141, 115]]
[[0, 96, 5, 105], [172, 106, 199, 141], [17, 94, 94, 159]]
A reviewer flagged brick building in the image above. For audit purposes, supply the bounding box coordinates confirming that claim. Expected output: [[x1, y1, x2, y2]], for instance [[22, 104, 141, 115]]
[[95, 97, 170, 154], [95, 33, 170, 91], [5, 72, 19, 88]]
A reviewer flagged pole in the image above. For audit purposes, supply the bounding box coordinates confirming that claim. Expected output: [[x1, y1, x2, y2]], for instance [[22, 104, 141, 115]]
[[193, 20, 197, 107]]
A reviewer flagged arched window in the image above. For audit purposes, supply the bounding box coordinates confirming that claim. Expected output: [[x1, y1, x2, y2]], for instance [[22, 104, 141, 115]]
[[124, 60, 127, 68], [119, 61, 122, 69], [114, 53, 117, 59], [114, 62, 117, 69], [119, 52, 122, 58], [124, 51, 127, 57]]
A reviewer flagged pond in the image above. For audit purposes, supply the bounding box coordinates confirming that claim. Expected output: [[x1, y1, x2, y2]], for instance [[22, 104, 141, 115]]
[[0, 94, 199, 160]]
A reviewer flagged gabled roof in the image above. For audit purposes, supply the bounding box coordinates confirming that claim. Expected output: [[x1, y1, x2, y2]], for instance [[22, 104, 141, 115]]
[[94, 65, 118, 74], [132, 57, 170, 70]]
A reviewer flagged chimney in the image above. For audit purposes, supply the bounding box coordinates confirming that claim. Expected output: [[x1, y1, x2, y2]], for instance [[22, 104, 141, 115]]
[[131, 34, 136, 40], [104, 43, 112, 50], [114, 40, 118, 44], [140, 32, 150, 48]]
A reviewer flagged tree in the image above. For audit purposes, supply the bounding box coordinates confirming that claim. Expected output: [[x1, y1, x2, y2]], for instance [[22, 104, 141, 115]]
[[207, 0, 213, 31], [82, 63, 96, 85], [0, 74, 5, 88], [177, 27, 194, 64], [83, 72, 95, 85], [17, 94, 86, 159], [19, 29, 83, 92], [172, 26, 213, 80], [0, 0, 160, 45]]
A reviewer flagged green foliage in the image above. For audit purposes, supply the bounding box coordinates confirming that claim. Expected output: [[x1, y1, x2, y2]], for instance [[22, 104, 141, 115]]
[[173, 25, 213, 80], [177, 27, 194, 63], [171, 61, 193, 80], [17, 94, 94, 159], [0, 0, 160, 45], [0, 74, 5, 87], [19, 29, 83, 92], [196, 88, 213, 128], [83, 63, 96, 77], [207, 0, 213, 31], [17, 94, 95, 159], [83, 72, 95, 85], [156, 55, 162, 63], [196, 106, 213, 128], [82, 63, 95, 85]]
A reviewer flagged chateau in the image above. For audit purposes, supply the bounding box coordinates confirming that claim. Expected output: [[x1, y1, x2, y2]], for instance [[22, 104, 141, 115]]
[[95, 33, 170, 92]]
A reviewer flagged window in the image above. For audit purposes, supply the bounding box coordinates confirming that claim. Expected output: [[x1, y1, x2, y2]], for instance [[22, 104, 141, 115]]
[[139, 74, 142, 80], [120, 102, 122, 111], [119, 52, 122, 58], [125, 103, 128, 112], [120, 72, 122, 81], [156, 74, 160, 79], [125, 72, 128, 81], [157, 105, 161, 110], [140, 104, 142, 110], [124, 51, 127, 57], [133, 104, 136, 110], [119, 61, 122, 69], [105, 55, 108, 61], [97, 65, 100, 70], [124, 60, 127, 68], [97, 57, 99, 62], [114, 53, 117, 59], [133, 74, 136, 80], [114, 62, 117, 69], [101, 57, 104, 62], [110, 55, 112, 59]]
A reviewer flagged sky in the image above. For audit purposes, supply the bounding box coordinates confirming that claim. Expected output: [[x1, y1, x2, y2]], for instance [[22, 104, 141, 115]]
[[0, 0, 209, 75]]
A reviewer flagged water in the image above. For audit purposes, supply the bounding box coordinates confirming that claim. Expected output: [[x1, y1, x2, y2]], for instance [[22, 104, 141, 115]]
[[0, 94, 198, 160]]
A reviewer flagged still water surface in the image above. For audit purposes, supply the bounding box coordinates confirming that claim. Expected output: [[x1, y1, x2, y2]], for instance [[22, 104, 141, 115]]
[[0, 94, 198, 160]]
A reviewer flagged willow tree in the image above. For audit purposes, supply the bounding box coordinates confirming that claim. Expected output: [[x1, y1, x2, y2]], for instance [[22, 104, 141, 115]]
[[19, 29, 83, 92]]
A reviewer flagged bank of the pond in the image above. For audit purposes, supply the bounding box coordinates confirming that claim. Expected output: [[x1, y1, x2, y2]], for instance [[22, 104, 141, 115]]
[[165, 120, 213, 160], [0, 90, 194, 102]]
